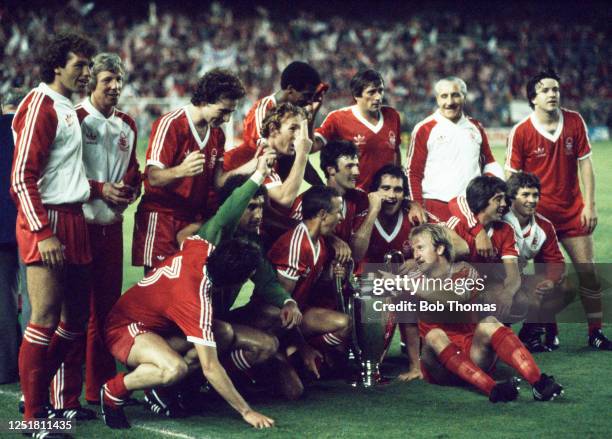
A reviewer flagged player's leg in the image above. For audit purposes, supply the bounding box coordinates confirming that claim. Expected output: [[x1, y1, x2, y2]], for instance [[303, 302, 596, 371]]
[[422, 328, 498, 399], [19, 264, 63, 420], [397, 323, 423, 381], [300, 307, 351, 350], [101, 332, 190, 429], [480, 316, 563, 400], [561, 235, 611, 349], [517, 275, 550, 352], [48, 264, 91, 416], [222, 323, 279, 377]]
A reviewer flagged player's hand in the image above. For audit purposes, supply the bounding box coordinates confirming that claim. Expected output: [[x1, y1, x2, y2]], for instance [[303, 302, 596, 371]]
[[294, 118, 313, 157], [121, 181, 141, 204], [580, 204, 598, 234], [329, 236, 351, 264], [256, 148, 277, 177], [407, 201, 427, 225], [475, 228, 495, 259], [102, 182, 133, 205], [299, 344, 323, 379], [332, 261, 346, 279], [368, 191, 384, 214], [242, 409, 275, 429], [37, 235, 65, 270], [280, 301, 302, 329], [178, 150, 206, 177]]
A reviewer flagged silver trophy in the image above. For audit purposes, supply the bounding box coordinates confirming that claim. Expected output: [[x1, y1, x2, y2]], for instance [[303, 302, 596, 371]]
[[347, 251, 405, 387]]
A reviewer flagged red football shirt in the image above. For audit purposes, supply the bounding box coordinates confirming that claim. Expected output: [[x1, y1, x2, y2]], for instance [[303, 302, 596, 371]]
[[352, 210, 414, 265], [315, 105, 401, 190], [242, 94, 277, 150], [268, 222, 329, 308], [140, 107, 225, 220], [505, 109, 591, 217], [105, 236, 216, 347]]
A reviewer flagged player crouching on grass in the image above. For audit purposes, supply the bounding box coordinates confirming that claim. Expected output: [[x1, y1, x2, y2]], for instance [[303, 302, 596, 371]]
[[100, 238, 275, 429], [406, 224, 564, 402]]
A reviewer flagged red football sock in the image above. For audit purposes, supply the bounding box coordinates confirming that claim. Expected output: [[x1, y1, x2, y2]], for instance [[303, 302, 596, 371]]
[[19, 323, 54, 420], [50, 334, 86, 410], [46, 322, 84, 382], [222, 349, 255, 380], [438, 343, 496, 395], [491, 326, 541, 385], [102, 373, 130, 409], [308, 333, 345, 352]]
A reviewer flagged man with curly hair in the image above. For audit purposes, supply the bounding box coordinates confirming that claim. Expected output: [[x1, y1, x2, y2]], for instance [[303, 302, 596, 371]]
[[10, 32, 96, 436], [132, 69, 247, 272]]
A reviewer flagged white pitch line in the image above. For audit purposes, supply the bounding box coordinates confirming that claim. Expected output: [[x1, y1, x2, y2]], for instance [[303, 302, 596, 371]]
[[0, 388, 213, 439]]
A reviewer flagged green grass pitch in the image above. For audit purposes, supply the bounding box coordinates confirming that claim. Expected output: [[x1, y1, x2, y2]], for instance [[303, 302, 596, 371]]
[[1, 142, 610, 438]]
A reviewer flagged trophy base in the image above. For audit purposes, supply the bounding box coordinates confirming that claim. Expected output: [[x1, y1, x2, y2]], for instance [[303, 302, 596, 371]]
[[348, 360, 391, 388]]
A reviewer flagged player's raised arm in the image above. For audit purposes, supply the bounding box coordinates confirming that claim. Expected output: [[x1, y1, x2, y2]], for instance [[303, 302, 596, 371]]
[[195, 344, 274, 428]]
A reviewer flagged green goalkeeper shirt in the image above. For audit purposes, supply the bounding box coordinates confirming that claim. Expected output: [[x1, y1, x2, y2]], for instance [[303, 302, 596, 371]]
[[197, 171, 291, 314]]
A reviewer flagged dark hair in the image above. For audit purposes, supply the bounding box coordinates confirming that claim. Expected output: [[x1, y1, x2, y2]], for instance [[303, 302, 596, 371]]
[[40, 33, 96, 83], [218, 174, 267, 206], [301, 185, 340, 220], [526, 69, 561, 109], [280, 61, 321, 91], [260, 103, 307, 138], [207, 238, 261, 287], [350, 69, 384, 98], [320, 140, 359, 178], [466, 176, 507, 214], [369, 164, 408, 196], [506, 172, 541, 201], [191, 68, 246, 106]]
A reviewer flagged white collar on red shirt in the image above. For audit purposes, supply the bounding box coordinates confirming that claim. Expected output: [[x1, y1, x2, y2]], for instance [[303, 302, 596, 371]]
[[351, 105, 384, 133], [529, 111, 564, 143], [374, 211, 404, 243], [299, 222, 320, 263], [184, 106, 211, 149], [39, 82, 73, 106]]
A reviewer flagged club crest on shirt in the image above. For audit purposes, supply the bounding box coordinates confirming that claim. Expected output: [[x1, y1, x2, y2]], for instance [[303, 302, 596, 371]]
[[118, 131, 129, 151], [209, 148, 218, 169], [564, 137, 574, 155], [388, 131, 396, 149], [353, 134, 366, 145], [84, 127, 97, 144]]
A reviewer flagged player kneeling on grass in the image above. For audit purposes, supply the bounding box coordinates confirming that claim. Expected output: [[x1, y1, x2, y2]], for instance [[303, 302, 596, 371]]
[[408, 224, 563, 402], [100, 238, 275, 429]]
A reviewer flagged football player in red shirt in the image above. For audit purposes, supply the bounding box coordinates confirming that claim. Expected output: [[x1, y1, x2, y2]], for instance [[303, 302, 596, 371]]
[[132, 69, 247, 272], [11, 33, 96, 434], [242, 61, 325, 185], [445, 176, 522, 321], [314, 69, 402, 191], [408, 224, 563, 402], [268, 186, 348, 392], [505, 70, 610, 350], [100, 238, 275, 429]]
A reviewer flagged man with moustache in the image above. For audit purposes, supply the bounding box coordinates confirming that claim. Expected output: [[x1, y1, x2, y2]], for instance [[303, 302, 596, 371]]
[[132, 69, 246, 272], [406, 76, 504, 226], [314, 69, 402, 191], [49, 53, 141, 417], [10, 32, 96, 436]]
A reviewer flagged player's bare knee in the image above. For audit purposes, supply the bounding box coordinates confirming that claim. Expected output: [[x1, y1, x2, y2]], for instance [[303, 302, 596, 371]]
[[334, 312, 351, 334], [161, 360, 189, 386], [424, 329, 450, 353], [475, 316, 503, 339]]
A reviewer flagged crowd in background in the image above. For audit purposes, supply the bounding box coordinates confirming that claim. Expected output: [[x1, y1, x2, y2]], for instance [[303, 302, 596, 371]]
[[1, 1, 610, 136]]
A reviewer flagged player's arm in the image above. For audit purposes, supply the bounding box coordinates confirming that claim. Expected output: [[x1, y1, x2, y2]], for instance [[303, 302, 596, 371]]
[[488, 259, 521, 319], [446, 228, 470, 260], [195, 344, 274, 428], [11, 100, 64, 269], [267, 119, 312, 207], [578, 156, 597, 233], [394, 112, 402, 167], [214, 148, 269, 189], [479, 125, 504, 178], [350, 192, 383, 261], [122, 124, 142, 203], [504, 125, 523, 179], [147, 150, 206, 187]]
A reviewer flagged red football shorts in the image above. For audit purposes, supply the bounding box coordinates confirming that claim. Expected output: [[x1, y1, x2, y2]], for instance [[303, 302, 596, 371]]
[[423, 199, 451, 223], [132, 210, 191, 268], [16, 203, 91, 265], [538, 200, 589, 239], [104, 322, 149, 365]]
